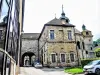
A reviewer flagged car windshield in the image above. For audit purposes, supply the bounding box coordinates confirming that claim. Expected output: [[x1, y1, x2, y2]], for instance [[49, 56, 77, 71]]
[[87, 60, 100, 65]]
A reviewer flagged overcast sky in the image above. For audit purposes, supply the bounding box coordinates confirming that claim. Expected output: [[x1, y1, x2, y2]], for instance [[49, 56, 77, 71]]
[[1, 0, 100, 41], [23, 0, 100, 41]]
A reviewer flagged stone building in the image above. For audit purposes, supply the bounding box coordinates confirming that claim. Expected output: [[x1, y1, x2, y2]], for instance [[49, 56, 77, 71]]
[[38, 7, 94, 67], [75, 25, 94, 59], [20, 6, 94, 67], [21, 33, 40, 66]]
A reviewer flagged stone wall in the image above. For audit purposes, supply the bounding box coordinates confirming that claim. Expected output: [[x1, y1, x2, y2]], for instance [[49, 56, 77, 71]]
[[39, 25, 78, 67], [22, 39, 38, 59]]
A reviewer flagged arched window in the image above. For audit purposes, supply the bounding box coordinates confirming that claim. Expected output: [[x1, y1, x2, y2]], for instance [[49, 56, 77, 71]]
[[86, 32, 89, 35], [82, 42, 85, 49], [90, 47, 92, 50], [77, 41, 80, 49], [86, 51, 88, 54]]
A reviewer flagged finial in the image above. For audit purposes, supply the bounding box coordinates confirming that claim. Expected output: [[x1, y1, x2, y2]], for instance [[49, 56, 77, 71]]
[[62, 4, 64, 13], [55, 13, 56, 18]]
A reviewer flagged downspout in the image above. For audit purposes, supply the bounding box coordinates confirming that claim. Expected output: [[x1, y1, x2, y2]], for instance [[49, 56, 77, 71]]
[[38, 38, 39, 62]]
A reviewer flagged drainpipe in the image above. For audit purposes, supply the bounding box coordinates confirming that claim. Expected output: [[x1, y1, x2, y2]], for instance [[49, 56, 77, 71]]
[[38, 38, 39, 62]]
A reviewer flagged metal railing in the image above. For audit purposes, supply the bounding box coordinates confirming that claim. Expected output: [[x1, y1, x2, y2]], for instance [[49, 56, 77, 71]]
[[0, 48, 16, 75]]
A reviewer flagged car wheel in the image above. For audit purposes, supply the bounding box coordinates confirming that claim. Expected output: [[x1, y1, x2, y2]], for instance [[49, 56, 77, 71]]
[[95, 68, 100, 75]]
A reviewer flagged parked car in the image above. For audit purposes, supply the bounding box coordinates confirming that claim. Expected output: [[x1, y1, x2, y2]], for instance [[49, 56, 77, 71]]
[[34, 62, 42, 68], [83, 60, 100, 75]]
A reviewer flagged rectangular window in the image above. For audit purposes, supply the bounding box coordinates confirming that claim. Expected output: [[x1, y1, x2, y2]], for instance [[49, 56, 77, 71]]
[[0, 30, 2, 39], [50, 30, 54, 40], [68, 30, 72, 40], [70, 53, 74, 62], [44, 54, 45, 62], [61, 54, 65, 62], [51, 54, 56, 63]]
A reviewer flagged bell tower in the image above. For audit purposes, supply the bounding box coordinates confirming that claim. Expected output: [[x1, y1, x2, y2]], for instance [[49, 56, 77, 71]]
[[60, 5, 70, 23]]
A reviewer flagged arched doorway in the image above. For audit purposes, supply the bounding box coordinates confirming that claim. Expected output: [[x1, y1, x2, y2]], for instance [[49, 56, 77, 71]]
[[22, 52, 35, 67]]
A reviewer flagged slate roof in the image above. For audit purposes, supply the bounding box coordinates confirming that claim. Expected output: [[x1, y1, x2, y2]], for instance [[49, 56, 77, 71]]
[[45, 18, 75, 27], [46, 18, 62, 25], [75, 28, 81, 34], [22, 33, 40, 40]]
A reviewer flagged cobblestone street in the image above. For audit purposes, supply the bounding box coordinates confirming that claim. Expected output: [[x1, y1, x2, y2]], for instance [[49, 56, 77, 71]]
[[19, 67, 84, 75]]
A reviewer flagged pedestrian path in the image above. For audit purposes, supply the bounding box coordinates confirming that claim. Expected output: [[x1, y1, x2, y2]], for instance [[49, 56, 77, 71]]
[[18, 67, 84, 75]]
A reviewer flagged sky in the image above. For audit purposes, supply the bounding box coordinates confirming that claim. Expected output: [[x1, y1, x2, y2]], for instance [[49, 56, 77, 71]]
[[23, 0, 100, 41], [0, 0, 100, 41]]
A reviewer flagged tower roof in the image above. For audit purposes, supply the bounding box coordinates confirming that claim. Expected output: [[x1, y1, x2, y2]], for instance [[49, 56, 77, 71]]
[[82, 24, 91, 31], [60, 5, 70, 23]]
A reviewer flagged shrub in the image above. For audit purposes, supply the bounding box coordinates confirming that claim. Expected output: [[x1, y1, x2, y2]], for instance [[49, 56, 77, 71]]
[[81, 59, 93, 67], [95, 48, 100, 57]]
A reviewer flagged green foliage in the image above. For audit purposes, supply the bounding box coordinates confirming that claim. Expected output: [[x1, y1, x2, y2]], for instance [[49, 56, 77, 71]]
[[95, 48, 100, 57], [81, 59, 93, 67], [93, 38, 100, 47], [96, 38, 100, 44], [95, 48, 100, 52], [64, 67, 83, 75], [81, 58, 100, 67], [93, 41, 98, 47]]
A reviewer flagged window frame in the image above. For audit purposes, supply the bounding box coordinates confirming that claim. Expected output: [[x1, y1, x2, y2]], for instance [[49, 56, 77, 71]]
[[86, 32, 89, 35], [50, 30, 55, 40], [60, 53, 66, 63], [51, 53, 56, 63], [67, 30, 72, 40]]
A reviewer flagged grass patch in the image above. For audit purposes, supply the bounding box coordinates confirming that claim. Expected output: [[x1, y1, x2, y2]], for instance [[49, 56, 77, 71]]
[[64, 67, 83, 75]]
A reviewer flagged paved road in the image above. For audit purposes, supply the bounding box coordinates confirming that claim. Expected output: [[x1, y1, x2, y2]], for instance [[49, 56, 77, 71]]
[[19, 67, 84, 75]]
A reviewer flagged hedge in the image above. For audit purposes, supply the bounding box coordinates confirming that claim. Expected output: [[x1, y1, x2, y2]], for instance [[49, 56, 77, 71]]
[[81, 58, 100, 67]]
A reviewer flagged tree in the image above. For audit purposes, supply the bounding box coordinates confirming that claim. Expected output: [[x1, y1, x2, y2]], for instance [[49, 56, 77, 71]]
[[95, 48, 100, 57], [93, 41, 98, 47], [96, 38, 100, 45]]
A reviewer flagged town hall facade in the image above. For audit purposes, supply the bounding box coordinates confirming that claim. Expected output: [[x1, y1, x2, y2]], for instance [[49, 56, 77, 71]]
[[20, 7, 94, 67]]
